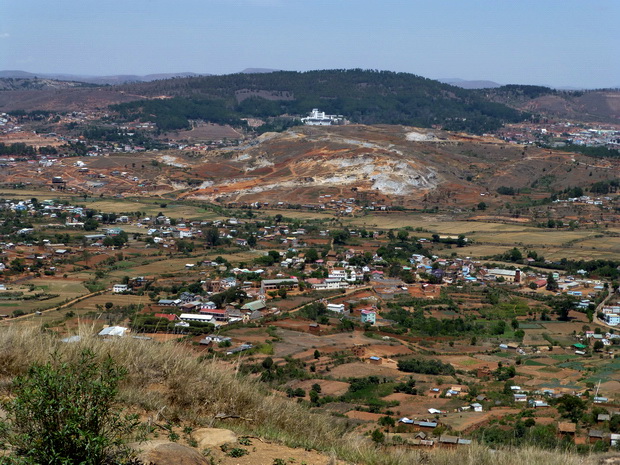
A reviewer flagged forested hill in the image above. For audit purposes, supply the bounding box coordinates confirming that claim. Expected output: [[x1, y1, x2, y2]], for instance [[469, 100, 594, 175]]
[[112, 69, 527, 134]]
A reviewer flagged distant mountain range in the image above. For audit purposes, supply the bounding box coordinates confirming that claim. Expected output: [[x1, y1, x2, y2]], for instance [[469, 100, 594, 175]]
[[239, 68, 281, 74], [0, 69, 282, 85], [438, 78, 502, 89], [0, 70, 208, 85]]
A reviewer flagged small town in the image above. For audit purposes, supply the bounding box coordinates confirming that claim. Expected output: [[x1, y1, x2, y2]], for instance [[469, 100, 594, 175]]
[[0, 3, 619, 462]]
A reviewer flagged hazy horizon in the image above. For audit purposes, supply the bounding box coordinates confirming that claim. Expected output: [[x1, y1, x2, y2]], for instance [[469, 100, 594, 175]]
[[1, 0, 618, 89]]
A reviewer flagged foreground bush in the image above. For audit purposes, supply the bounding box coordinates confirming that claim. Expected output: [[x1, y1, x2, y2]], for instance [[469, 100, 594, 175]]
[[0, 349, 139, 465]]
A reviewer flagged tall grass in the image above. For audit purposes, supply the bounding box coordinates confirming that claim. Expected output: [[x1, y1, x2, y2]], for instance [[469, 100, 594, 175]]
[[0, 326, 606, 464]]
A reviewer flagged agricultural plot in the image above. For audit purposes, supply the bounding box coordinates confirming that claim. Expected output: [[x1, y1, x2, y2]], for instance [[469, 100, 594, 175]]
[[86, 199, 218, 220], [346, 216, 533, 233], [258, 209, 334, 221], [103, 253, 261, 280], [469, 230, 598, 247], [453, 244, 514, 258], [0, 279, 88, 317], [66, 294, 148, 312]]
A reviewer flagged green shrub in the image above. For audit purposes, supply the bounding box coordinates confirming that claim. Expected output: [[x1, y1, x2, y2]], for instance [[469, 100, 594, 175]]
[[227, 447, 249, 457], [0, 349, 139, 465]]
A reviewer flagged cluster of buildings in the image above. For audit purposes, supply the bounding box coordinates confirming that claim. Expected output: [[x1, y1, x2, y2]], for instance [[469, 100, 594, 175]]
[[499, 121, 620, 149], [301, 108, 345, 126], [601, 306, 620, 326]]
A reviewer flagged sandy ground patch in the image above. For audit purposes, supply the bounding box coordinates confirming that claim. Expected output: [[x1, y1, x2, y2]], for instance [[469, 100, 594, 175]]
[[445, 408, 521, 432], [364, 343, 413, 357], [289, 379, 350, 398], [211, 438, 345, 465], [328, 361, 402, 380], [383, 393, 454, 417]]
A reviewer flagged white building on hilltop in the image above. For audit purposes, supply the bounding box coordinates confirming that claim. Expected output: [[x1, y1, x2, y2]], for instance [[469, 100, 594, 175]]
[[301, 108, 344, 126]]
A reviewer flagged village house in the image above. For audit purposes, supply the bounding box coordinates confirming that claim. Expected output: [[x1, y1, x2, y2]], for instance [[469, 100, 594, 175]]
[[588, 430, 608, 444], [326, 303, 345, 313], [361, 309, 377, 325], [558, 422, 577, 438], [261, 277, 299, 293], [112, 284, 128, 293], [199, 308, 228, 322], [306, 277, 349, 290], [179, 313, 213, 323], [486, 268, 521, 283], [199, 334, 232, 345]]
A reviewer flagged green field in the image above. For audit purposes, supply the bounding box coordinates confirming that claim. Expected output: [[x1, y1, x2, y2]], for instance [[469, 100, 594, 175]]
[[0, 279, 89, 318]]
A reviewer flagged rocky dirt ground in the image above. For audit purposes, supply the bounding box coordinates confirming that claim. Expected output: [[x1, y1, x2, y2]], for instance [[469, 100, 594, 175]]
[[134, 428, 344, 465]]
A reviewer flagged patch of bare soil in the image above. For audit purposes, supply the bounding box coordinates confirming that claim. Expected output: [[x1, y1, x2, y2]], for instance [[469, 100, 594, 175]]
[[328, 361, 401, 379], [289, 379, 350, 397], [382, 393, 459, 419], [212, 439, 345, 465]]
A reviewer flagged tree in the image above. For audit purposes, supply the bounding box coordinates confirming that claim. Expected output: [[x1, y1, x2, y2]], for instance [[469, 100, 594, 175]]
[[508, 247, 523, 262], [9, 258, 25, 273], [305, 248, 319, 263], [378, 416, 395, 431], [593, 340, 605, 352], [330, 229, 350, 245], [204, 227, 220, 247], [176, 239, 194, 253], [0, 350, 138, 465], [551, 295, 575, 321], [491, 320, 507, 335], [477, 201, 487, 211], [397, 230, 409, 242], [554, 395, 586, 423], [261, 357, 274, 370], [313, 349, 321, 359], [546, 273, 559, 292], [83, 218, 99, 231], [371, 428, 385, 444]]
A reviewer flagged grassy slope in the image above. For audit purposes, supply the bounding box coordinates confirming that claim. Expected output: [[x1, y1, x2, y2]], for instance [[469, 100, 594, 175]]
[[0, 326, 608, 465]]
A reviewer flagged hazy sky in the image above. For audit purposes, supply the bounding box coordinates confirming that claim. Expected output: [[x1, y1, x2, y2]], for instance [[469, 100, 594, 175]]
[[1, 0, 618, 88]]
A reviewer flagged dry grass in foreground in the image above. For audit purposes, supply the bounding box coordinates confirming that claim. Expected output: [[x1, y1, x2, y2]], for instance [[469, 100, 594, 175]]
[[0, 326, 613, 465]]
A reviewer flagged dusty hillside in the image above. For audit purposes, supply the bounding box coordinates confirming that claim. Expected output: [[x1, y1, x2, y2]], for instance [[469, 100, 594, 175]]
[[480, 85, 620, 123], [3, 124, 617, 207], [517, 91, 620, 122], [0, 326, 611, 465], [0, 86, 145, 112], [173, 124, 619, 206]]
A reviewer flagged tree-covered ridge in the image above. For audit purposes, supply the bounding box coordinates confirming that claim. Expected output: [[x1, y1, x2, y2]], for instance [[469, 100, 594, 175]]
[[112, 69, 528, 134]]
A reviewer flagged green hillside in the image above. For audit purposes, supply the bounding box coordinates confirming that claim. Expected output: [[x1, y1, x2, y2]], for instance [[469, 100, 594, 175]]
[[112, 69, 527, 134]]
